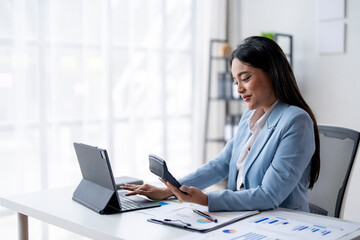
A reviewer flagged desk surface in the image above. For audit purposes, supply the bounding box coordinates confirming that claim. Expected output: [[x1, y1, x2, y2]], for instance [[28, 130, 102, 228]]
[[1, 186, 360, 240]]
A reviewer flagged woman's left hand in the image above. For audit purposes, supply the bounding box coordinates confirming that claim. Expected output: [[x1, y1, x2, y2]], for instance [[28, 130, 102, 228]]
[[161, 179, 208, 206]]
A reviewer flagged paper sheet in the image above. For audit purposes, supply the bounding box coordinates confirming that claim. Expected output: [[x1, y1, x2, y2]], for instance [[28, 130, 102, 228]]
[[174, 209, 360, 240], [149, 206, 258, 232], [317, 21, 345, 54], [318, 0, 345, 20], [138, 198, 196, 216]]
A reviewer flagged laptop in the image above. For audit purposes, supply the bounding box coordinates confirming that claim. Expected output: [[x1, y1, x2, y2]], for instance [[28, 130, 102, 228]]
[[72, 142, 160, 214]]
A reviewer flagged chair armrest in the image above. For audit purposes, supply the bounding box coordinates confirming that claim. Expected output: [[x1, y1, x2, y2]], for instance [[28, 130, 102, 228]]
[[309, 203, 329, 216]]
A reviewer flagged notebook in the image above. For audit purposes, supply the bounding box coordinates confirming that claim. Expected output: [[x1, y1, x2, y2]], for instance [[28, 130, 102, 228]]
[[72, 142, 160, 214]]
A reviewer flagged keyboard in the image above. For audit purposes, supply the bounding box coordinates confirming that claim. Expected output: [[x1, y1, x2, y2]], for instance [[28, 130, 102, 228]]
[[119, 195, 144, 210], [117, 190, 159, 211]]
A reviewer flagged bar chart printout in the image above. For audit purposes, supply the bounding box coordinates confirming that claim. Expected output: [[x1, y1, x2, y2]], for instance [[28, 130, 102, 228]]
[[245, 210, 360, 240], [228, 232, 276, 240], [173, 210, 360, 240]]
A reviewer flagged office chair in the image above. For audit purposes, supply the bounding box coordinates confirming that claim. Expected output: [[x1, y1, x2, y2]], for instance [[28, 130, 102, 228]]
[[308, 125, 360, 218]]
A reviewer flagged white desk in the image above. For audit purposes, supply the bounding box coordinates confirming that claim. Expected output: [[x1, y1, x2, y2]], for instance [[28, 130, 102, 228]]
[[1, 186, 360, 240]]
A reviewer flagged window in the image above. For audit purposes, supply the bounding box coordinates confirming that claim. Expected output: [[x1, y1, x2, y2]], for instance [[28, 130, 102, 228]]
[[0, 0, 196, 238]]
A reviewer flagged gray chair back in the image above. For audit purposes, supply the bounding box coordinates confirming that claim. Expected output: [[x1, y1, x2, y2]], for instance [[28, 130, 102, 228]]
[[308, 125, 360, 217]]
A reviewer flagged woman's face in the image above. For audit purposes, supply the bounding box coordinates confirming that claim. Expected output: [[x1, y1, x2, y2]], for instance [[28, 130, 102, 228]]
[[231, 58, 276, 112]]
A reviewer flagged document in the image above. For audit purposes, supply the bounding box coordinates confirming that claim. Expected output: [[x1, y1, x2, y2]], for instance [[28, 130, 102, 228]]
[[147, 203, 259, 233], [139, 198, 191, 216], [173, 209, 360, 240]]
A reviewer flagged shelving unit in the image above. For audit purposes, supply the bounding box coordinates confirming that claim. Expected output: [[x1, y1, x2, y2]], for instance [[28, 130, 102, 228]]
[[273, 33, 293, 67], [260, 33, 293, 67], [203, 39, 243, 163]]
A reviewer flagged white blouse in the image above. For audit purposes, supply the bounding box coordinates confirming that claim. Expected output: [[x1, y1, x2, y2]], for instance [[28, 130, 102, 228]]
[[236, 100, 279, 190]]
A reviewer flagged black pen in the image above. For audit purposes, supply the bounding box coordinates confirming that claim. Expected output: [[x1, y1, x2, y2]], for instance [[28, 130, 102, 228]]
[[193, 209, 218, 223]]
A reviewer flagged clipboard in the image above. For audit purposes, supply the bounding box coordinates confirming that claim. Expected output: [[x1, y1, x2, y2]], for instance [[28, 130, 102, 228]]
[[147, 206, 260, 233]]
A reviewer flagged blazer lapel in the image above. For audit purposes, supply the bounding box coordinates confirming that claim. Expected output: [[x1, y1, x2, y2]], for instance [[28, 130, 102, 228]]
[[242, 103, 289, 182], [242, 127, 274, 177]]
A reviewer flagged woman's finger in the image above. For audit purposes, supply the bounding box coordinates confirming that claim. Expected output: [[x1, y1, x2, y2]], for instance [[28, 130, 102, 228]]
[[125, 191, 137, 196], [126, 184, 140, 188], [122, 184, 140, 190], [125, 188, 144, 196], [162, 181, 187, 200]]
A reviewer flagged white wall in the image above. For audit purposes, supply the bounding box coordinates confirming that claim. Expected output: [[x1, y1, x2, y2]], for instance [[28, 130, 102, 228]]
[[231, 0, 360, 222], [341, 152, 360, 221]]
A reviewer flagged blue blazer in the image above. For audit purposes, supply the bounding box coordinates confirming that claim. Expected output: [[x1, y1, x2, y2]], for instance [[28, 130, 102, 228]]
[[179, 102, 315, 212]]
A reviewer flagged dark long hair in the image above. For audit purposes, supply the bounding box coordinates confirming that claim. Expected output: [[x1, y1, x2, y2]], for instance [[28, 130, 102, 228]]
[[229, 36, 320, 189]]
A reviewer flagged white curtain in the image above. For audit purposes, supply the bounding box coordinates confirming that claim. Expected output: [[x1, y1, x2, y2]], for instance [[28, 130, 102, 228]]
[[0, 0, 227, 239], [192, 0, 227, 166]]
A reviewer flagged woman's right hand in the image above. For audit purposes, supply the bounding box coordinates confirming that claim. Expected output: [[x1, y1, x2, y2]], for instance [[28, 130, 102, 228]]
[[122, 183, 173, 200]]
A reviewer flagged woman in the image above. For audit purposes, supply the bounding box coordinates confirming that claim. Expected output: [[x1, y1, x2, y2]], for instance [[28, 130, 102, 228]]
[[123, 36, 320, 212]]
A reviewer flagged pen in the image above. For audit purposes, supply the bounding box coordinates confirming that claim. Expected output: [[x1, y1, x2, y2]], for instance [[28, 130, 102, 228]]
[[193, 209, 218, 223]]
